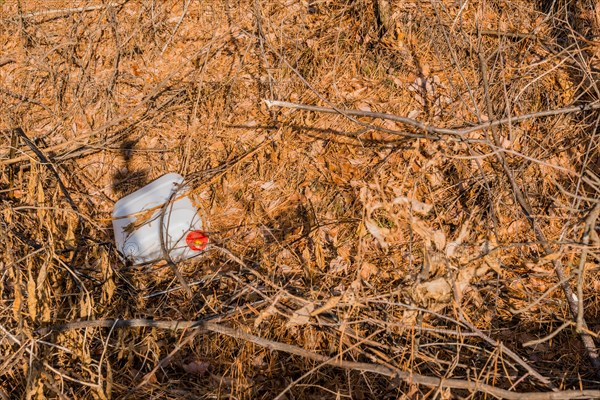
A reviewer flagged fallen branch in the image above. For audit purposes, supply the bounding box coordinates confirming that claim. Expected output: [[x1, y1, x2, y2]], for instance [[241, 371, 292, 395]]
[[523, 322, 572, 348], [264, 99, 600, 137], [37, 318, 600, 399], [264, 99, 460, 137], [35, 318, 197, 336], [14, 3, 123, 19]]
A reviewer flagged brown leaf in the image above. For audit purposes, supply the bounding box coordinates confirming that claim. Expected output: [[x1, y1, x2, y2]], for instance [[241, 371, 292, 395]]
[[365, 219, 389, 249], [311, 296, 341, 317], [286, 303, 315, 328], [360, 262, 379, 281], [329, 256, 349, 275], [182, 360, 210, 375], [392, 196, 433, 215], [415, 278, 452, 303]]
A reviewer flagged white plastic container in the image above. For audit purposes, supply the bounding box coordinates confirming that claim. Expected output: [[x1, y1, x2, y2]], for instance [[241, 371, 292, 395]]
[[112, 173, 208, 265]]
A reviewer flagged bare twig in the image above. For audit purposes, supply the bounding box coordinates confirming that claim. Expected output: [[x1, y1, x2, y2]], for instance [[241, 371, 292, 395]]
[[510, 271, 578, 315], [265, 99, 459, 137], [106, 6, 121, 95], [0, 57, 15, 67], [14, 3, 122, 19], [0, 87, 52, 113], [253, 0, 276, 106], [134, 328, 202, 390], [479, 30, 537, 40], [158, 183, 193, 296], [1, 32, 231, 167], [7, 131, 17, 199], [11, 128, 80, 215], [508, 139, 600, 376], [0, 324, 100, 389], [160, 0, 191, 54], [264, 99, 600, 137], [36, 318, 198, 336], [35, 318, 600, 400], [97, 320, 117, 391], [272, 329, 386, 400], [523, 322, 572, 348]]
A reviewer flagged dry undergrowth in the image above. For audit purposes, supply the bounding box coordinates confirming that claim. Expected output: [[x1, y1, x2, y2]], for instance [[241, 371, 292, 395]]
[[2, 0, 600, 398]]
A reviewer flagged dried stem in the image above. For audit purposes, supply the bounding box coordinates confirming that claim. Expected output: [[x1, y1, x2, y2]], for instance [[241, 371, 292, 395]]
[[264, 99, 600, 137], [36, 317, 600, 400], [11, 128, 80, 216], [158, 183, 193, 296], [15, 3, 122, 19]]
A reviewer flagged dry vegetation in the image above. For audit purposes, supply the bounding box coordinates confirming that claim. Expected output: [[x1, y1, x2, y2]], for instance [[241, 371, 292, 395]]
[[3, 0, 600, 398]]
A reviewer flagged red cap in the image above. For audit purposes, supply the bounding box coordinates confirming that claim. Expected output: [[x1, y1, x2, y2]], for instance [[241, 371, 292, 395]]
[[186, 230, 209, 251]]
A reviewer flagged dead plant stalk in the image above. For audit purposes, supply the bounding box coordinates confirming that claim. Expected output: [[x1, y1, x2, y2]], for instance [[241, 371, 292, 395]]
[[36, 318, 600, 400]]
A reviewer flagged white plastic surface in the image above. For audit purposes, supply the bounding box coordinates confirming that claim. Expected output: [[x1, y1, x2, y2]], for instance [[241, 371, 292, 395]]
[[112, 173, 207, 265]]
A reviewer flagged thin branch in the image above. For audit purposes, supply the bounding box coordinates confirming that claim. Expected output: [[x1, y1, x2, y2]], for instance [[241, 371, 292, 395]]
[[35, 318, 600, 400], [1, 32, 231, 167], [505, 132, 600, 377], [523, 322, 572, 348], [453, 278, 555, 390], [479, 30, 537, 40], [476, 34, 600, 376], [158, 182, 192, 296], [273, 329, 386, 400], [11, 128, 80, 215], [0, 57, 15, 67], [264, 99, 600, 137], [264, 99, 460, 137], [510, 271, 577, 315], [14, 3, 122, 19], [160, 0, 191, 54], [0, 324, 100, 390], [0, 86, 52, 113], [134, 328, 202, 390], [36, 318, 198, 336]]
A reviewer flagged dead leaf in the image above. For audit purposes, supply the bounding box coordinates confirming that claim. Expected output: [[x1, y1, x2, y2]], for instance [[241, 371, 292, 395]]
[[433, 230, 446, 250], [260, 181, 276, 190], [455, 265, 489, 300], [446, 219, 471, 258], [252, 352, 266, 367], [286, 303, 315, 328], [392, 196, 433, 215], [311, 296, 341, 316], [350, 278, 362, 292], [415, 278, 452, 303], [255, 303, 277, 327], [360, 262, 379, 281], [365, 219, 389, 249], [182, 360, 210, 375], [329, 256, 349, 274], [412, 218, 445, 250]]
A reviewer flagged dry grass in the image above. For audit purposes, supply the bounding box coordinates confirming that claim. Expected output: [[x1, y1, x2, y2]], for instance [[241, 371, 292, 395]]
[[3, 0, 600, 398]]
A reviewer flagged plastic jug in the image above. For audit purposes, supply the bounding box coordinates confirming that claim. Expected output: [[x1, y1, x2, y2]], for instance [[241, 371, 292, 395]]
[[112, 173, 208, 265]]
